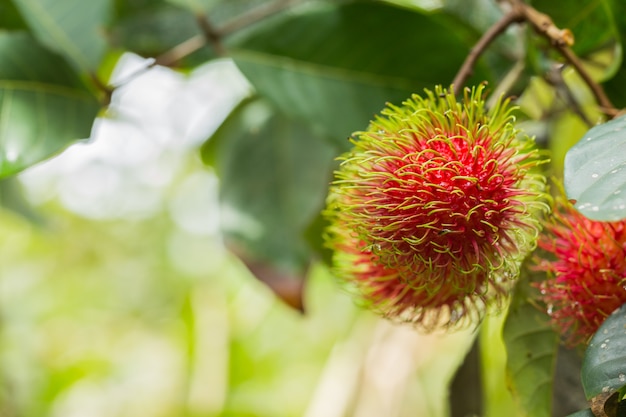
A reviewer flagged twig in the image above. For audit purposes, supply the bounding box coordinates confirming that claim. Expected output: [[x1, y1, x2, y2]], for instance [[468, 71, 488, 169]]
[[196, 14, 226, 56], [194, 0, 297, 56], [154, 35, 206, 67], [510, 0, 618, 118], [452, 9, 523, 95], [108, 0, 295, 90], [453, 0, 619, 118], [556, 46, 618, 118], [545, 63, 594, 127]]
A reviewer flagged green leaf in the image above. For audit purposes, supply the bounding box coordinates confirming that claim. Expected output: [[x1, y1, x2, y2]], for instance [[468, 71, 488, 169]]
[[201, 97, 336, 273], [12, 0, 112, 73], [166, 0, 221, 13], [503, 268, 559, 417], [110, 0, 276, 67], [0, 1, 28, 30], [564, 115, 626, 221], [0, 32, 100, 177], [581, 303, 626, 399], [111, 2, 214, 67], [228, 1, 489, 147], [603, 0, 626, 107]]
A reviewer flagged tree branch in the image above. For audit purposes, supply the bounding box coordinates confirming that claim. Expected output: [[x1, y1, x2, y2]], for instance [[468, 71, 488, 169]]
[[453, 0, 619, 118], [452, 9, 523, 95], [196, 14, 226, 56], [108, 0, 296, 90], [219, 0, 295, 36], [510, 0, 618, 118]]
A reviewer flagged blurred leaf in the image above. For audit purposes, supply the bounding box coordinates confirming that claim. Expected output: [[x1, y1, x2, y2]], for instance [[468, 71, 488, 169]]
[[581, 303, 626, 399], [0, 178, 42, 223], [111, 2, 215, 67], [201, 97, 335, 292], [0, 1, 28, 30], [166, 0, 221, 13], [602, 0, 626, 107], [12, 0, 112, 72], [0, 32, 100, 177], [503, 268, 559, 417], [240, 258, 306, 312], [110, 0, 279, 68], [303, 211, 334, 266], [227, 1, 490, 147], [564, 115, 626, 221]]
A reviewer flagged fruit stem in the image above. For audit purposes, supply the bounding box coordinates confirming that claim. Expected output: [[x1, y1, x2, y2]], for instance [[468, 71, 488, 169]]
[[451, 9, 523, 96]]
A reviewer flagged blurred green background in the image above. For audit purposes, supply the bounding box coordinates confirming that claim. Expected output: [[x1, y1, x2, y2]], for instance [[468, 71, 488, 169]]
[[0, 55, 501, 417]]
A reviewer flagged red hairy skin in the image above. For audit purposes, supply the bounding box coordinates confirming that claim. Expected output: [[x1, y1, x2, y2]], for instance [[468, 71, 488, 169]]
[[535, 199, 626, 346], [325, 85, 548, 329]]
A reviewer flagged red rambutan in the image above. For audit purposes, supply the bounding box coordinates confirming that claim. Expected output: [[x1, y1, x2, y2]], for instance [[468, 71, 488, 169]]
[[534, 198, 626, 346], [324, 85, 547, 328]]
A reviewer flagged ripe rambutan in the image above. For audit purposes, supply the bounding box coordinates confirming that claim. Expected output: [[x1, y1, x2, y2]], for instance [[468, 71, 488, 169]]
[[534, 198, 626, 346], [324, 85, 547, 328]]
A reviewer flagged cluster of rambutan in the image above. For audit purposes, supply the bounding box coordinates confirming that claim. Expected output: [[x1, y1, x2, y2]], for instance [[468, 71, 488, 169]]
[[324, 84, 626, 346]]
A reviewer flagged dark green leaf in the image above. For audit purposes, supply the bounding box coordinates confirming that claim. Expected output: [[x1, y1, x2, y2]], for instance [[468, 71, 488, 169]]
[[503, 268, 559, 417], [166, 0, 221, 13], [201, 97, 336, 273], [603, 0, 626, 107], [110, 0, 278, 67], [564, 115, 626, 221], [12, 0, 112, 72], [581, 303, 626, 399], [228, 1, 490, 147], [111, 3, 212, 65], [0, 1, 28, 30], [0, 32, 100, 177]]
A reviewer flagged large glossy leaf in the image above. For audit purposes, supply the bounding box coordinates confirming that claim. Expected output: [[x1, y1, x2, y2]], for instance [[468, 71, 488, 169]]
[[12, 0, 112, 72], [0, 32, 100, 177], [581, 303, 626, 399], [564, 115, 626, 221], [201, 97, 336, 274], [503, 269, 559, 417], [227, 1, 489, 147]]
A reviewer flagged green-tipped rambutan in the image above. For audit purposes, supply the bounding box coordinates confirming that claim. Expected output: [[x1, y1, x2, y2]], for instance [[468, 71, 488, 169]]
[[324, 85, 548, 329]]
